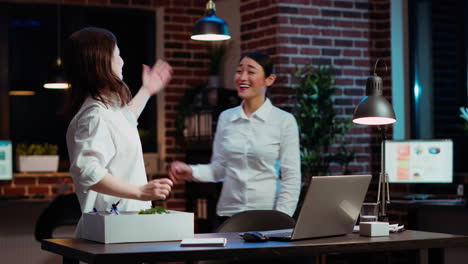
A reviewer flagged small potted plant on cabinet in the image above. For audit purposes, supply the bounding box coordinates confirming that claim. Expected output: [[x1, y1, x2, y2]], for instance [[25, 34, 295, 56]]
[[16, 143, 59, 172]]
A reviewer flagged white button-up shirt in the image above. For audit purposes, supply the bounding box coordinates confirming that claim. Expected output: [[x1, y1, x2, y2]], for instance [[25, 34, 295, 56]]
[[191, 99, 301, 217], [67, 97, 150, 237]]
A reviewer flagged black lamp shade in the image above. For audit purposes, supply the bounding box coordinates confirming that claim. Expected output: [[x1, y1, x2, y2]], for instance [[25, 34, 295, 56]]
[[43, 59, 69, 89], [191, 9, 230, 41], [353, 75, 396, 125]]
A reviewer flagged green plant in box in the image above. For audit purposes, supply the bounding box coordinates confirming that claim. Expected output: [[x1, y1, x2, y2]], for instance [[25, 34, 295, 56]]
[[16, 143, 60, 173], [16, 143, 58, 156], [138, 206, 170, 214]]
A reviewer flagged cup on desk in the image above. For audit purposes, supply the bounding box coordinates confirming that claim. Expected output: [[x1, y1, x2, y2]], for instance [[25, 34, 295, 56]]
[[360, 202, 378, 223]]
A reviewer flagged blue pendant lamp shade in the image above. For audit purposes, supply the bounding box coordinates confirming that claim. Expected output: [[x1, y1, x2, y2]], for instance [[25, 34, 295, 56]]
[[353, 75, 396, 125], [191, 0, 230, 41]]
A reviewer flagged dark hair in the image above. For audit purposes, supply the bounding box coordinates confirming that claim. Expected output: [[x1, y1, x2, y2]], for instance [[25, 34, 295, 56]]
[[240, 51, 275, 77], [63, 27, 131, 116]]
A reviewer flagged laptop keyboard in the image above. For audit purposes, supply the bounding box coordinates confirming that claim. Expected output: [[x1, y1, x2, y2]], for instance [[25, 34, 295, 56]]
[[262, 229, 293, 238]]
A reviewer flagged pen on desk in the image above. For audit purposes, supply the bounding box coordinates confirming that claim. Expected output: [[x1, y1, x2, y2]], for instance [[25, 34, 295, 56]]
[[111, 199, 121, 215]]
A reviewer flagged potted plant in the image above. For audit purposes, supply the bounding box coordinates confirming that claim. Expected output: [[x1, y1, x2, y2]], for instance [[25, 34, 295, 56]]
[[290, 65, 355, 218], [16, 143, 59, 172]]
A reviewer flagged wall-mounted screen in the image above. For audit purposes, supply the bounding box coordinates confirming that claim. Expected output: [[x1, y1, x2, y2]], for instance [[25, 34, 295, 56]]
[[386, 139, 453, 183], [0, 140, 12, 181]]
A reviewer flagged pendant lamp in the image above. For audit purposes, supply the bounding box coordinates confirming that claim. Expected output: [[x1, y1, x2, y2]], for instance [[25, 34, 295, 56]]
[[191, 0, 230, 41], [43, 5, 69, 89]]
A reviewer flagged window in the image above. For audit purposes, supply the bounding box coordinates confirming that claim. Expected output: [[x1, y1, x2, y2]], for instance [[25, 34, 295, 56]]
[[0, 3, 159, 169], [392, 0, 468, 174]]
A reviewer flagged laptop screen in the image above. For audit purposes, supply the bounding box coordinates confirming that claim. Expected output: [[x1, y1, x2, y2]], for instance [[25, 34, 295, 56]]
[[292, 175, 371, 240]]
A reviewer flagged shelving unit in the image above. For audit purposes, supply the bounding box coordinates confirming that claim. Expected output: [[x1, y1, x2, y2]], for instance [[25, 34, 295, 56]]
[[181, 87, 240, 233], [14, 172, 70, 178]]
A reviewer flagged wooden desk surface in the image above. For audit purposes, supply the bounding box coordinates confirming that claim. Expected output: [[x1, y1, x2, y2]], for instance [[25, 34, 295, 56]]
[[42, 230, 468, 263]]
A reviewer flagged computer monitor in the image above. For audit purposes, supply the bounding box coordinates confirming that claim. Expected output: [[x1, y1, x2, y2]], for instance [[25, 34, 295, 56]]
[[385, 139, 453, 183], [0, 140, 13, 181]]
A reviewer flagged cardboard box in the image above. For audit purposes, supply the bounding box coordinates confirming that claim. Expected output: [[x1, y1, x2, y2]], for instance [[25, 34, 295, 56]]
[[81, 211, 194, 244]]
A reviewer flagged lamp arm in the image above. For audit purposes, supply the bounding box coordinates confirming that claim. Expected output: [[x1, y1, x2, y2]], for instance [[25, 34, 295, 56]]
[[377, 125, 390, 221], [380, 126, 386, 175]]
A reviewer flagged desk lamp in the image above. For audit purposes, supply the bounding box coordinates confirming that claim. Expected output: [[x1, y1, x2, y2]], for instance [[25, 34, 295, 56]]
[[353, 62, 396, 221], [191, 0, 231, 41]]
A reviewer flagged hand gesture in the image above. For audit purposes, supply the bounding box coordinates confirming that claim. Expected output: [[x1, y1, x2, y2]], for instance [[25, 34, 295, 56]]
[[141, 60, 173, 96], [168, 161, 193, 183], [460, 107, 468, 122], [138, 178, 173, 201]]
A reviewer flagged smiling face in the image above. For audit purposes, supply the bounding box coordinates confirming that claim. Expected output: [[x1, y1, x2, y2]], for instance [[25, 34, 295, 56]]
[[234, 57, 275, 101], [111, 45, 124, 80]]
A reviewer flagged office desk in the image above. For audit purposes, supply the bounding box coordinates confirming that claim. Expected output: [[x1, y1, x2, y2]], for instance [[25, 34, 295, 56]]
[[41, 230, 468, 264], [391, 200, 468, 233]]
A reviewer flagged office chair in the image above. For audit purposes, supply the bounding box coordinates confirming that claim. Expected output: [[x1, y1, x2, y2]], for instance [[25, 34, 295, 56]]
[[34, 193, 81, 241], [195, 210, 300, 264], [215, 209, 295, 232]]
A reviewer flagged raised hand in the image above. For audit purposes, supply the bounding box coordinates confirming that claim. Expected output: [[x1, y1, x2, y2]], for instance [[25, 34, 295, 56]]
[[141, 60, 173, 96], [168, 161, 193, 183], [138, 178, 173, 201], [460, 107, 468, 122]]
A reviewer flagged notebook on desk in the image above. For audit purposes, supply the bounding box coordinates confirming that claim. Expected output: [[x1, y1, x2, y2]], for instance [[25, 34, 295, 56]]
[[264, 175, 372, 241]]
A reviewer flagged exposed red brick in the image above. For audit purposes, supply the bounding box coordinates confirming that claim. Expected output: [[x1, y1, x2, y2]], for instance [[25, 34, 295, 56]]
[[4, 186, 26, 196], [299, 7, 320, 16], [311, 0, 332, 6], [13, 178, 37, 185], [321, 29, 341, 36], [88, 0, 109, 4], [300, 48, 320, 55], [28, 186, 50, 195], [38, 177, 61, 184], [343, 49, 362, 57], [0, 180, 12, 186]]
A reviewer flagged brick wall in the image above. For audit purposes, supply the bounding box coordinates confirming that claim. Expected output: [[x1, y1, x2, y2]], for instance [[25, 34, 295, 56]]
[[0, 0, 211, 212], [239, 0, 399, 221], [2, 0, 394, 217], [240, 0, 391, 176], [0, 175, 74, 197]]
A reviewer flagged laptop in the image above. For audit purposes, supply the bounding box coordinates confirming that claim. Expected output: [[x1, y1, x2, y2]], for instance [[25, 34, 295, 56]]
[[264, 174, 372, 241]]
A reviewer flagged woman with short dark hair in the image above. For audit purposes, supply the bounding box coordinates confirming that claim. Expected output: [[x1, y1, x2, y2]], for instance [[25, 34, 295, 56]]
[[169, 51, 301, 228]]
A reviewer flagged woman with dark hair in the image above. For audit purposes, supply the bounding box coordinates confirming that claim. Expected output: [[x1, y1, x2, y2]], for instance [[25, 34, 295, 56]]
[[169, 51, 301, 227], [65, 27, 173, 237]]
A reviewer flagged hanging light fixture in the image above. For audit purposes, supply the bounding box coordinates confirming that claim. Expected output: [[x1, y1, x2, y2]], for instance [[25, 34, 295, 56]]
[[191, 0, 230, 41], [9, 80, 36, 96], [43, 4, 69, 89]]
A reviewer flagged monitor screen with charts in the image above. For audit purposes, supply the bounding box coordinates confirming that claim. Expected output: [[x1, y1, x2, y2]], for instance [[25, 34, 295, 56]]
[[385, 139, 453, 183], [0, 141, 12, 181]]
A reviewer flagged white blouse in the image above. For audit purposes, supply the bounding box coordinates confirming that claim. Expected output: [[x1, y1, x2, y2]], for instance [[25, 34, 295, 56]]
[[66, 97, 150, 237], [191, 99, 301, 217]]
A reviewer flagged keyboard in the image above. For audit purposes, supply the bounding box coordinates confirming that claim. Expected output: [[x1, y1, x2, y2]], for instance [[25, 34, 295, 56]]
[[261, 229, 293, 238]]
